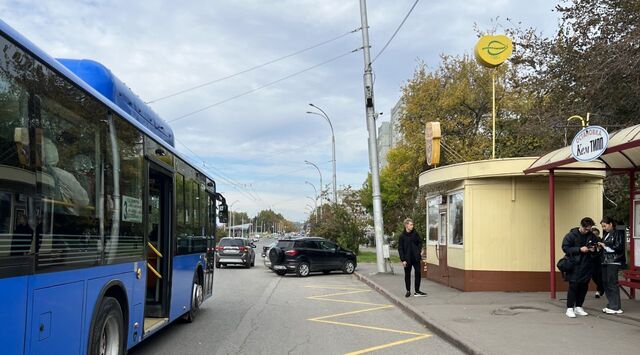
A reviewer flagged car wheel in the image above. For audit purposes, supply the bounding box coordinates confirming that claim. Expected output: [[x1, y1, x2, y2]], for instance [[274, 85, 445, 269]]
[[275, 270, 286, 276], [323, 270, 331, 275], [296, 262, 310, 277], [88, 297, 125, 355], [245, 259, 251, 268], [251, 257, 255, 267], [343, 260, 356, 274], [215, 262, 221, 268]]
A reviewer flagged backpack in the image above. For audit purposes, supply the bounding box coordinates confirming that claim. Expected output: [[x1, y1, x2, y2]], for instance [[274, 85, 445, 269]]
[[557, 255, 575, 280]]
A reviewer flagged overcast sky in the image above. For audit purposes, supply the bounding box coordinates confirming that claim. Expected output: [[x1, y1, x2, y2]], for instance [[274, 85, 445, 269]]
[[2, 0, 559, 222]]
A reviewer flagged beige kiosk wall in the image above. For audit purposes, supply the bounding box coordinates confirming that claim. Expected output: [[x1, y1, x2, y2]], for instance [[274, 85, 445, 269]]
[[466, 177, 603, 271], [420, 158, 603, 291]]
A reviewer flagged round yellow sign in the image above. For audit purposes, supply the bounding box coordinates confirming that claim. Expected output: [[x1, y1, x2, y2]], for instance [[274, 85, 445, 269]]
[[474, 35, 513, 68]]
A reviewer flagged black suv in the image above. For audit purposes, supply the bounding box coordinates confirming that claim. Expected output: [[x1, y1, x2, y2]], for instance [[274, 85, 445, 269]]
[[268, 237, 356, 277]]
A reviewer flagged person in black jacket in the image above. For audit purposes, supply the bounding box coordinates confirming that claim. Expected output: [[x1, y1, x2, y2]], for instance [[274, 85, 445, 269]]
[[562, 217, 598, 318], [598, 217, 625, 314], [398, 218, 426, 298]]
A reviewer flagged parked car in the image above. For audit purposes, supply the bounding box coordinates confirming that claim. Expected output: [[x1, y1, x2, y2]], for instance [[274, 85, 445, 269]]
[[268, 237, 356, 277], [215, 237, 256, 268]]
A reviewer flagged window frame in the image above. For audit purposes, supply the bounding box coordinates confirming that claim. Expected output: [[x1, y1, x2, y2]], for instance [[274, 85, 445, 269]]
[[447, 190, 464, 247], [426, 196, 440, 245]]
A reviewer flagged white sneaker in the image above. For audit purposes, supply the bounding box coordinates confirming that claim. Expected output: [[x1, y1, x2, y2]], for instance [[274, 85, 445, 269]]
[[602, 307, 617, 314], [574, 307, 588, 316], [566, 308, 576, 318], [616, 309, 624, 314]]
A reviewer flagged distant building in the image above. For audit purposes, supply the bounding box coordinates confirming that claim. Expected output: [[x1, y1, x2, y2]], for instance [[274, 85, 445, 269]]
[[376, 121, 391, 170], [390, 99, 404, 148]]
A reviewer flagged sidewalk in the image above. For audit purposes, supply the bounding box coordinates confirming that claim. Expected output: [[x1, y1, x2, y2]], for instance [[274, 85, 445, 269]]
[[359, 246, 399, 257], [355, 262, 640, 354]]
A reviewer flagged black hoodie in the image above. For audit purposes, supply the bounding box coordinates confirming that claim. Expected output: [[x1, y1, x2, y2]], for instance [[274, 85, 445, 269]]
[[398, 229, 422, 264]]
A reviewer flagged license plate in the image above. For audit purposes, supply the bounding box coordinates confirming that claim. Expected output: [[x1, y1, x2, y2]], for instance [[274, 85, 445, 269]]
[[274, 265, 286, 270]]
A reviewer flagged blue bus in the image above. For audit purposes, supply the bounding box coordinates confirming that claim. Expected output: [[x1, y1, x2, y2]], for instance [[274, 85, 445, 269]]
[[0, 19, 229, 354]]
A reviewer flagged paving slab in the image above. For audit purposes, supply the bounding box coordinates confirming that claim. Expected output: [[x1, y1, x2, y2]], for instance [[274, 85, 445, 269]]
[[355, 262, 640, 354]]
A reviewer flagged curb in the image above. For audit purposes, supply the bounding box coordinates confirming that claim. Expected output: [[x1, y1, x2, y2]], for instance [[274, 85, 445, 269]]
[[354, 271, 482, 355]]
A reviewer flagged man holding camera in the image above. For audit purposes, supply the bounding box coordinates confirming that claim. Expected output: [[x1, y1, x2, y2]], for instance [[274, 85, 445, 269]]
[[561, 217, 599, 318]]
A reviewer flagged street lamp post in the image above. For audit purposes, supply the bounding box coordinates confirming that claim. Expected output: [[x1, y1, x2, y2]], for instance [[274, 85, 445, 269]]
[[304, 160, 323, 216], [306, 196, 318, 223], [307, 103, 337, 204], [228, 200, 239, 237], [305, 181, 318, 221]]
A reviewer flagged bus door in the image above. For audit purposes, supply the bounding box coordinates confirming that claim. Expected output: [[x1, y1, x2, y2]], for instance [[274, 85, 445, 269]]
[[144, 167, 173, 321], [203, 193, 216, 297]]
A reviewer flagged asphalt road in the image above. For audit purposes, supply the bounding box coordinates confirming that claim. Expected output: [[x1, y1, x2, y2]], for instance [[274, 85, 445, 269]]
[[129, 239, 461, 355]]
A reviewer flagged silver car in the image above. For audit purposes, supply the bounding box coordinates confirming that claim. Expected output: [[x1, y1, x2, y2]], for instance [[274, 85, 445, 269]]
[[262, 241, 276, 269], [215, 237, 256, 268]]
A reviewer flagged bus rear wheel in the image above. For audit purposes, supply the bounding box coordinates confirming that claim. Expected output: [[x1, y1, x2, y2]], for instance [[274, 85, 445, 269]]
[[183, 275, 203, 323], [89, 296, 124, 355]]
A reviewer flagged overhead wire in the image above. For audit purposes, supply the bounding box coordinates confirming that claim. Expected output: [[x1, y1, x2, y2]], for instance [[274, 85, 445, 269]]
[[146, 27, 361, 104], [168, 47, 362, 123], [371, 0, 420, 63], [174, 137, 261, 202]]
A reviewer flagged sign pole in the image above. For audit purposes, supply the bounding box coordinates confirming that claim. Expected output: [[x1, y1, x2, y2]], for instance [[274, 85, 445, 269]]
[[474, 34, 513, 159], [492, 70, 496, 159]]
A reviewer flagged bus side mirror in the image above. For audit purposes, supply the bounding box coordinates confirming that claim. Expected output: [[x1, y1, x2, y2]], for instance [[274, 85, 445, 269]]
[[218, 204, 229, 223]]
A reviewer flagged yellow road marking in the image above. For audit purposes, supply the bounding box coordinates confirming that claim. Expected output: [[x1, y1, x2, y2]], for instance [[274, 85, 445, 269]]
[[305, 285, 369, 291], [311, 319, 426, 336], [309, 305, 393, 320], [307, 297, 385, 306], [305, 284, 431, 354], [345, 334, 431, 355], [307, 289, 371, 298]]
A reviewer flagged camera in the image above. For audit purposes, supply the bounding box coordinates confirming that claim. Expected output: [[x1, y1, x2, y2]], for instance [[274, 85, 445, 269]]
[[586, 239, 598, 249]]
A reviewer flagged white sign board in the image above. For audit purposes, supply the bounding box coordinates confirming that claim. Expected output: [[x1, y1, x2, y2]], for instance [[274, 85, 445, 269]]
[[122, 195, 143, 223], [571, 125, 609, 162]]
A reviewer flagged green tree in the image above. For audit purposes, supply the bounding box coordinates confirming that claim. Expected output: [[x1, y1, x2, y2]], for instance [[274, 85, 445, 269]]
[[308, 187, 366, 252]]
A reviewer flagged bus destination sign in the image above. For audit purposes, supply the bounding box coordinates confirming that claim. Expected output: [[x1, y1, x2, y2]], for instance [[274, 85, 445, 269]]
[[571, 125, 609, 162]]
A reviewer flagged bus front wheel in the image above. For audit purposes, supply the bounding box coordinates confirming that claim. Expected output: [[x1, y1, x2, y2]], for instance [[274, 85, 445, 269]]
[[89, 296, 124, 355]]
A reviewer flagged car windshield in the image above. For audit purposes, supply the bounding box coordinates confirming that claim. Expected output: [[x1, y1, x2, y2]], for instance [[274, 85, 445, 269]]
[[219, 239, 244, 247], [276, 240, 295, 249]]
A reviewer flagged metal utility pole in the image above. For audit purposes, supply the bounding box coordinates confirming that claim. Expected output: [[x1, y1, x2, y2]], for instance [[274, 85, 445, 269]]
[[359, 0, 386, 273]]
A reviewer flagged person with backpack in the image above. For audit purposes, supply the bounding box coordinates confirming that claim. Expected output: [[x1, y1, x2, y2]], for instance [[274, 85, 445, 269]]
[[598, 217, 626, 314], [561, 217, 599, 318]]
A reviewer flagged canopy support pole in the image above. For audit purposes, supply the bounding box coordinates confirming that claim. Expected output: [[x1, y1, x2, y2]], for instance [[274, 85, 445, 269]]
[[550, 170, 556, 299], [630, 170, 636, 299]]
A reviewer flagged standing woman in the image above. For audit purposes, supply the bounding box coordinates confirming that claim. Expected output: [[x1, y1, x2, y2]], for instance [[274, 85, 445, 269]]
[[599, 217, 626, 314]]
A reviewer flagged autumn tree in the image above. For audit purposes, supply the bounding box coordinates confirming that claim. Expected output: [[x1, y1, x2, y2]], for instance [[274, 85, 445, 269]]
[[506, 0, 640, 221]]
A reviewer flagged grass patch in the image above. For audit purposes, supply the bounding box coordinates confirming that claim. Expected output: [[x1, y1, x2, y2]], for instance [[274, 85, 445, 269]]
[[357, 251, 400, 263]]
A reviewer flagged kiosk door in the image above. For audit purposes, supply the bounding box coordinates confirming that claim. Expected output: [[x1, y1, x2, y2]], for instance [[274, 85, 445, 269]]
[[438, 211, 449, 285]]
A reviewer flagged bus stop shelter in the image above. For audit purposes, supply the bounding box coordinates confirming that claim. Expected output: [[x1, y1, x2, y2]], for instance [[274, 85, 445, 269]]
[[524, 124, 640, 299]]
